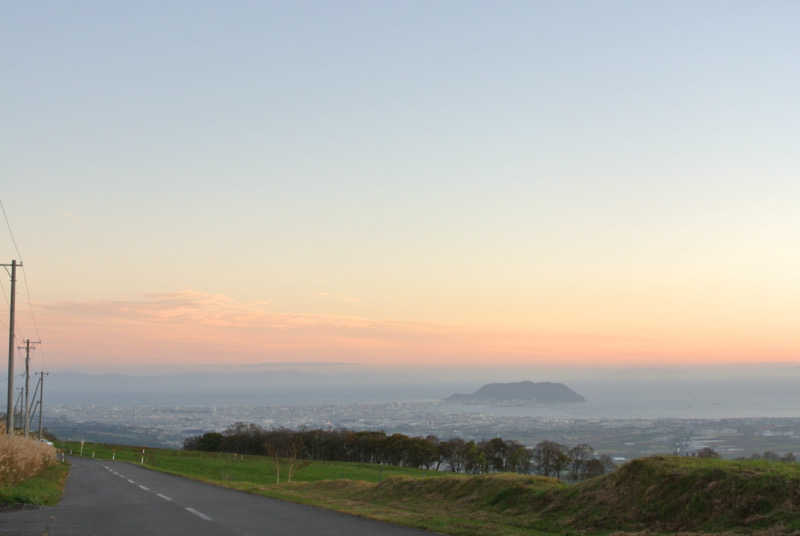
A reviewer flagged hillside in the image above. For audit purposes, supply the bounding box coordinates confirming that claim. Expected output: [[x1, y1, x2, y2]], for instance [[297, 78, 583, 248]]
[[445, 381, 585, 404], [546, 455, 800, 532], [349, 456, 800, 534]]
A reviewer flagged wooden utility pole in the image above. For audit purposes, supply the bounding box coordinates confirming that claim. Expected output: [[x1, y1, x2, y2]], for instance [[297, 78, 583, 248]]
[[14, 386, 23, 429], [36, 371, 48, 439], [18, 339, 40, 437], [2, 260, 20, 435]]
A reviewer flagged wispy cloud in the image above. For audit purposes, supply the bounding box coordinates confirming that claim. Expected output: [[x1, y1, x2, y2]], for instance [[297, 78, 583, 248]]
[[44, 290, 370, 330], [39, 290, 666, 370], [239, 361, 358, 368]]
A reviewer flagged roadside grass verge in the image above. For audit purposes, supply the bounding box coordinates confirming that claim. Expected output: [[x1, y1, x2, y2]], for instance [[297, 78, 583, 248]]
[[56, 440, 446, 483], [0, 463, 70, 507], [246, 473, 571, 536]]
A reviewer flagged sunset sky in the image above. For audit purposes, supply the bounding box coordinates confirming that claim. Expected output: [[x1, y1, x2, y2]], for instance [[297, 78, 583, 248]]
[[2, 2, 799, 372]]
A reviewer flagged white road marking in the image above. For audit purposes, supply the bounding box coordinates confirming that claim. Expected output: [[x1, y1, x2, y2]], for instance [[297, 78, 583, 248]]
[[138, 485, 150, 491], [156, 493, 173, 502], [127, 479, 136, 484], [185, 507, 213, 521]]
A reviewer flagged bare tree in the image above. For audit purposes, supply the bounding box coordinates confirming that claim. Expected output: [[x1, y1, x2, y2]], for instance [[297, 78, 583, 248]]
[[568, 443, 594, 480], [266, 443, 281, 484], [532, 441, 569, 479], [286, 438, 312, 483]]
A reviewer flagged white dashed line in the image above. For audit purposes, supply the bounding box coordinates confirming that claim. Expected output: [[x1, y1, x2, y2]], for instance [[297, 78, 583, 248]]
[[111, 467, 206, 521], [185, 507, 213, 521]]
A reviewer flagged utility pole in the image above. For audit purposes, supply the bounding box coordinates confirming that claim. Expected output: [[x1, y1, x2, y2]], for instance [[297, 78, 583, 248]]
[[2, 260, 20, 435], [28, 371, 44, 435], [28, 373, 40, 431], [18, 339, 40, 437], [14, 386, 23, 430], [37, 371, 48, 440]]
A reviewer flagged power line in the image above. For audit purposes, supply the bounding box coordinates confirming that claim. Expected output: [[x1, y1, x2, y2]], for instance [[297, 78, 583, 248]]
[[0, 201, 22, 261], [0, 200, 43, 368], [0, 277, 7, 332], [18, 268, 42, 368]]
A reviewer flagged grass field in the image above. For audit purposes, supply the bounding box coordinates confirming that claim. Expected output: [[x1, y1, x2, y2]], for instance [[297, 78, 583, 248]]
[[56, 440, 447, 484], [0, 463, 70, 507], [59, 441, 800, 535]]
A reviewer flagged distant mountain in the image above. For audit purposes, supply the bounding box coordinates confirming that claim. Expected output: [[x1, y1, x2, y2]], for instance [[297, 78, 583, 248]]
[[445, 381, 585, 405]]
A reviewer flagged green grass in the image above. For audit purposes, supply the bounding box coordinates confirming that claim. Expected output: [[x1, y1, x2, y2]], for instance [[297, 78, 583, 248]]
[[0, 463, 70, 507], [56, 440, 442, 484], [551, 455, 800, 533], [58, 441, 800, 535]]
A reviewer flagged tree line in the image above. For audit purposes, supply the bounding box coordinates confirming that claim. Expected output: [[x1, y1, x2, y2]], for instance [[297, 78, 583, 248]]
[[183, 423, 616, 480], [695, 447, 797, 463]]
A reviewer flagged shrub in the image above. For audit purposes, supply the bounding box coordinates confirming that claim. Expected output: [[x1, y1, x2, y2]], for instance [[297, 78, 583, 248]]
[[0, 435, 58, 486]]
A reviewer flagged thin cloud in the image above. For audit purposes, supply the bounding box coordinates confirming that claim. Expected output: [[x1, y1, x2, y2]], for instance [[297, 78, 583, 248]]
[[40, 290, 662, 368]]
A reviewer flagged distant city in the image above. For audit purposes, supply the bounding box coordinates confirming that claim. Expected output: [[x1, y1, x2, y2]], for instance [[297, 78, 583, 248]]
[[46, 401, 800, 462], [16, 366, 800, 461]]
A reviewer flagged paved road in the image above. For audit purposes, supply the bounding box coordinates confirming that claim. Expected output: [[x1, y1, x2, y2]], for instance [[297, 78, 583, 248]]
[[0, 457, 434, 535]]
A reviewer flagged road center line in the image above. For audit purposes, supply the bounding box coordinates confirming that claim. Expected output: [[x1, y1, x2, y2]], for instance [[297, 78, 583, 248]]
[[138, 485, 150, 491], [127, 479, 136, 484], [185, 507, 213, 521], [156, 493, 173, 502]]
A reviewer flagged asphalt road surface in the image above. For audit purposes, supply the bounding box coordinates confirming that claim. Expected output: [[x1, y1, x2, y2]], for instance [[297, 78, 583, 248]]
[[0, 457, 434, 535]]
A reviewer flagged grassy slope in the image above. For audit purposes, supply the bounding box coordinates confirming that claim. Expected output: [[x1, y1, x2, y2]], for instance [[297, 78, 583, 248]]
[[58, 441, 800, 535], [0, 463, 70, 507], [546, 455, 800, 533]]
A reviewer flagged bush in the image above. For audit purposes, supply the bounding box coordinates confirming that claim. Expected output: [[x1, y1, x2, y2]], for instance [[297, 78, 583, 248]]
[[0, 435, 58, 487]]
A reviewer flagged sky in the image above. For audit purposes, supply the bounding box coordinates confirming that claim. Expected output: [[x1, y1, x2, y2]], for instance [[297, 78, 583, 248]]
[[1, 1, 799, 373]]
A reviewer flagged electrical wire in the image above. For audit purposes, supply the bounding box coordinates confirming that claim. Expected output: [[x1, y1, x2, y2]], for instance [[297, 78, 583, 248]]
[[0, 274, 7, 305], [0, 229, 11, 333], [0, 199, 44, 368], [0, 200, 22, 263], [0, 277, 8, 331]]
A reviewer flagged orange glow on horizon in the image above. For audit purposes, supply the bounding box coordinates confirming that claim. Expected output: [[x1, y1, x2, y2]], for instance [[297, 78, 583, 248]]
[[33, 290, 799, 371]]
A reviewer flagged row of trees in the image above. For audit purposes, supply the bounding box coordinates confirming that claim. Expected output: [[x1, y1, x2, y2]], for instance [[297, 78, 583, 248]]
[[183, 423, 616, 480], [695, 447, 798, 463]]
